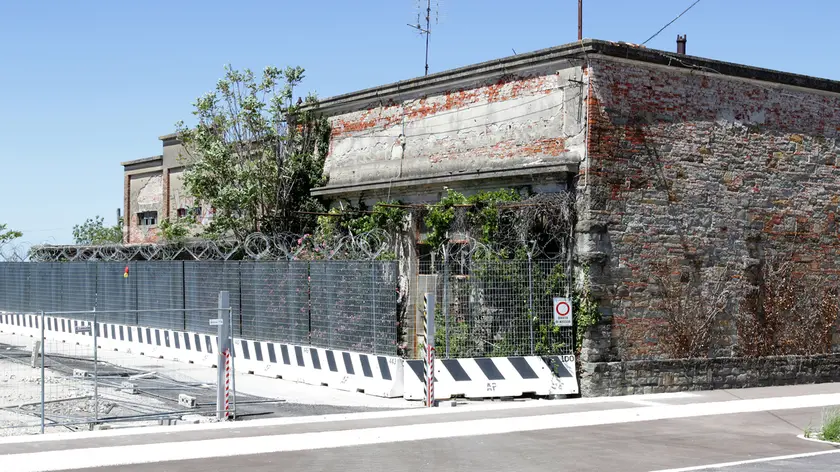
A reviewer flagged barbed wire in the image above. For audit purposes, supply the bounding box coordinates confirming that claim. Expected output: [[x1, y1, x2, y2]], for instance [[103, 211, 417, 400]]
[[0, 242, 29, 262], [27, 192, 576, 262], [420, 191, 576, 261], [27, 229, 399, 263]]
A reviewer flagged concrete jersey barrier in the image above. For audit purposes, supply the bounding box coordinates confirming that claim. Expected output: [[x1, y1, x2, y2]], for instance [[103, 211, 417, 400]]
[[0, 312, 404, 399]]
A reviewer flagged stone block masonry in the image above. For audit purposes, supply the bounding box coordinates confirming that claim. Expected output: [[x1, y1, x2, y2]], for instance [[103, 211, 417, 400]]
[[577, 54, 840, 365], [301, 40, 840, 396], [582, 355, 840, 397]]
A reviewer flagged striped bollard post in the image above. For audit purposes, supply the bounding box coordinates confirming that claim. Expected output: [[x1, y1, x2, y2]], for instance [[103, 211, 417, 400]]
[[223, 348, 232, 420], [216, 291, 232, 421], [423, 292, 436, 407]]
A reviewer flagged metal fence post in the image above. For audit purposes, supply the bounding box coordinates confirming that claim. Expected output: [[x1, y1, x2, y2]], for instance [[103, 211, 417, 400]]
[[371, 261, 377, 354], [40, 311, 45, 434], [527, 253, 535, 356], [228, 305, 236, 420], [93, 307, 99, 424], [443, 248, 450, 358], [216, 291, 231, 421]]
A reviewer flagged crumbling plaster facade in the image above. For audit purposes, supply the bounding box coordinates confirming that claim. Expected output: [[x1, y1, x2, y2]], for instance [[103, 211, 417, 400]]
[[122, 137, 209, 244], [312, 47, 588, 205]]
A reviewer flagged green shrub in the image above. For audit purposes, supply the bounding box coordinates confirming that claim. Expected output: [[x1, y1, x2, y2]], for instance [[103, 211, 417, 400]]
[[820, 408, 840, 442]]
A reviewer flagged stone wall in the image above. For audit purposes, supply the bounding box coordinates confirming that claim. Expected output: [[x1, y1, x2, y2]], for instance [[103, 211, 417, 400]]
[[577, 55, 840, 362], [582, 355, 840, 397]]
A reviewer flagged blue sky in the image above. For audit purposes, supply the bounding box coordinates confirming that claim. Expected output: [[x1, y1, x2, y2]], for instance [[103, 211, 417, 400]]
[[1, 0, 838, 249]]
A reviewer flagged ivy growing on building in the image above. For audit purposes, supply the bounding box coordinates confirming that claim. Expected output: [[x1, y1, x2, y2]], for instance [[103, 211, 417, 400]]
[[422, 188, 521, 248]]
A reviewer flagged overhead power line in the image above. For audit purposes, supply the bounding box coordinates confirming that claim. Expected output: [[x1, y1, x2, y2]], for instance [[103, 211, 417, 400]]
[[641, 0, 702, 46]]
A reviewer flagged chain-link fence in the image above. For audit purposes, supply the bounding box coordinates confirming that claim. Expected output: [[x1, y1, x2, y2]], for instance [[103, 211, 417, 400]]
[[309, 261, 398, 355], [0, 320, 45, 435], [0, 307, 233, 435], [418, 256, 574, 359], [0, 261, 398, 356], [0, 257, 570, 364]]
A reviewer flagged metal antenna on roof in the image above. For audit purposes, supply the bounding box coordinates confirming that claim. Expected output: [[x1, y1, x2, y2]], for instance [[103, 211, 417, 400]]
[[578, 0, 583, 41], [407, 0, 440, 75]]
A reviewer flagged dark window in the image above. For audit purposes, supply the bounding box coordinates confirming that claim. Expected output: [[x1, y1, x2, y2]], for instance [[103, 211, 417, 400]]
[[138, 211, 158, 226], [177, 208, 187, 218], [192, 207, 202, 217]]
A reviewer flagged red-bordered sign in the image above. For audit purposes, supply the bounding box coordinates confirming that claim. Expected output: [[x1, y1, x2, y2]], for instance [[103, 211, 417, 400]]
[[553, 297, 573, 327]]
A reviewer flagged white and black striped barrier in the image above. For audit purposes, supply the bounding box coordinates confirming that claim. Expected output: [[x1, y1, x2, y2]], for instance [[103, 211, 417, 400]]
[[0, 312, 404, 398], [0, 312, 576, 400], [403, 355, 578, 400]]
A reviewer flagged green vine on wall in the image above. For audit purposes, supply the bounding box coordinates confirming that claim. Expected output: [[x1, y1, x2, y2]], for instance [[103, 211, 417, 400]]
[[539, 263, 601, 355], [313, 189, 597, 358], [573, 266, 601, 355], [423, 188, 521, 248], [316, 202, 407, 238]]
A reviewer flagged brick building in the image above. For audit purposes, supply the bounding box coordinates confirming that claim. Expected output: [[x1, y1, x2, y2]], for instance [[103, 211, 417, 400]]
[[121, 39, 840, 393], [121, 134, 212, 244], [310, 38, 840, 391]]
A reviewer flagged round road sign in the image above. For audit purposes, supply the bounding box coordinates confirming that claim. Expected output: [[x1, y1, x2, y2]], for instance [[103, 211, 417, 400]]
[[555, 300, 571, 317]]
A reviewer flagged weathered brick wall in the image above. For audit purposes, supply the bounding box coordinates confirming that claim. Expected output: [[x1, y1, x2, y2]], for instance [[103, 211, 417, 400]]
[[127, 172, 162, 243], [583, 354, 840, 397], [578, 56, 840, 362], [323, 62, 587, 197]]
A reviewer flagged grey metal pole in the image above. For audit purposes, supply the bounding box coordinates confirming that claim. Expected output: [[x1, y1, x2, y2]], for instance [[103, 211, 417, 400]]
[[216, 291, 231, 421], [426, 293, 435, 351], [528, 253, 535, 355], [443, 248, 450, 358], [371, 262, 376, 353], [93, 307, 98, 423], [228, 306, 236, 420], [40, 311, 45, 434]]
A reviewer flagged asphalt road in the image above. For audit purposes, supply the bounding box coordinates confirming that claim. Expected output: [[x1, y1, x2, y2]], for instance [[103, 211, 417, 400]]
[[2, 383, 840, 472], [686, 453, 840, 472]]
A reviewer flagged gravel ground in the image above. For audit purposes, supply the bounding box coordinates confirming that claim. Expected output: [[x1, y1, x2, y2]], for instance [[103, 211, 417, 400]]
[[0, 334, 404, 437]]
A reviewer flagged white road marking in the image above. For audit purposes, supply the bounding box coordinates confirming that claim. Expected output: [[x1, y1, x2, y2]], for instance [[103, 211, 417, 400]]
[[649, 448, 840, 471], [2, 392, 840, 472], [625, 399, 666, 407], [0, 391, 697, 445]]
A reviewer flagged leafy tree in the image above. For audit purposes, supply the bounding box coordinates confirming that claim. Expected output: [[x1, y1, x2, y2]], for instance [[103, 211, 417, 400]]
[[158, 218, 191, 243], [72, 216, 122, 245], [176, 65, 330, 241], [0, 223, 22, 246]]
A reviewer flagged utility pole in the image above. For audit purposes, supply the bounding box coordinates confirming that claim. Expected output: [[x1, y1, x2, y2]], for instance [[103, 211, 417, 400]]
[[578, 0, 583, 41]]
